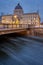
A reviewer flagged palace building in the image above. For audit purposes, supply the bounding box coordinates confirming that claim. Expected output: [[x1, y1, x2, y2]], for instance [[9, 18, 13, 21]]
[[2, 3, 40, 27]]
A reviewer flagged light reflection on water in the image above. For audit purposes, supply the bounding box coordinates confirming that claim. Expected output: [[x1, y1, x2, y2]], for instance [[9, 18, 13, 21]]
[[0, 36, 43, 65]]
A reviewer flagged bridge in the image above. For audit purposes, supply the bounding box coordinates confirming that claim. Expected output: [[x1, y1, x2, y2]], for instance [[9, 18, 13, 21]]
[[0, 23, 43, 37]]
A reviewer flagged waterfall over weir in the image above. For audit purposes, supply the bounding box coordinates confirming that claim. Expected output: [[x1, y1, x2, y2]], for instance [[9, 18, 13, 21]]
[[0, 36, 43, 65]]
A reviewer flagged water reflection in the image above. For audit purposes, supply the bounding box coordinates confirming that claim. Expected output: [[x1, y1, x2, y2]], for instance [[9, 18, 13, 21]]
[[0, 36, 43, 65]]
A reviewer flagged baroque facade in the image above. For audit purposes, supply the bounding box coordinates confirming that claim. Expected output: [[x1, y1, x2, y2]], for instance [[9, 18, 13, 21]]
[[2, 3, 40, 26]]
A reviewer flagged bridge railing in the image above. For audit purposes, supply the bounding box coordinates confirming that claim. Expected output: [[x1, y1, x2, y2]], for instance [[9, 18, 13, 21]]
[[0, 23, 43, 30], [0, 24, 30, 29]]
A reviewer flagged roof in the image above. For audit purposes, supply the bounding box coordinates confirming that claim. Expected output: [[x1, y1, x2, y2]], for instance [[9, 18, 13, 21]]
[[23, 12, 38, 15], [15, 3, 22, 9], [2, 14, 13, 17]]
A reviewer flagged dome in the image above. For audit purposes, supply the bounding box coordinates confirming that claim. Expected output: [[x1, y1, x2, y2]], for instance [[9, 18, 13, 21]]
[[15, 3, 22, 9]]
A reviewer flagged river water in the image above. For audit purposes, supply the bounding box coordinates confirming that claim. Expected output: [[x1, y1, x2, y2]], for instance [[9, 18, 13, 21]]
[[0, 36, 43, 65]]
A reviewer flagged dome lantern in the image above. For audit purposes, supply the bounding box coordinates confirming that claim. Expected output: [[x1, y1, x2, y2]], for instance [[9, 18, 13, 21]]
[[15, 3, 22, 9], [14, 3, 23, 15]]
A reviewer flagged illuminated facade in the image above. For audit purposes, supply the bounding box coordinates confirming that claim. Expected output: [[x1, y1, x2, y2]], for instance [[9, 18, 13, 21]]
[[2, 3, 40, 26]]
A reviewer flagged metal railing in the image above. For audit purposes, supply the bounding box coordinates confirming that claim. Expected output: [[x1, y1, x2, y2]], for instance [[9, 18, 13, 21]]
[[0, 24, 30, 29], [0, 23, 42, 29]]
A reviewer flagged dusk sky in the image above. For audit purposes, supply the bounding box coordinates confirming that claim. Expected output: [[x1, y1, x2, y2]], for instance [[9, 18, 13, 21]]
[[0, 0, 43, 22]]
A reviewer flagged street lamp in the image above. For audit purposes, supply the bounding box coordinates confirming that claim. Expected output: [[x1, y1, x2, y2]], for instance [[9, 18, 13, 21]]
[[12, 15, 17, 28], [14, 15, 17, 19], [33, 17, 36, 26], [14, 15, 20, 28]]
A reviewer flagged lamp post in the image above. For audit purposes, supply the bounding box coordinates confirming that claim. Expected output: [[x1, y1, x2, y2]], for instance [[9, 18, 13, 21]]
[[12, 15, 17, 28], [14, 15, 17, 28], [33, 17, 36, 26], [12, 15, 20, 28]]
